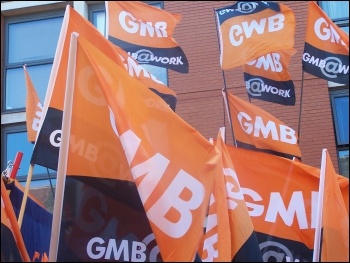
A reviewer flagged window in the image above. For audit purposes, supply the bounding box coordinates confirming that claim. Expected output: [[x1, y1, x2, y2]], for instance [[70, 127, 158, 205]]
[[319, 1, 349, 34], [2, 9, 64, 185], [4, 13, 63, 112], [330, 90, 349, 177], [88, 2, 168, 86], [1, 125, 56, 184], [319, 1, 349, 177]]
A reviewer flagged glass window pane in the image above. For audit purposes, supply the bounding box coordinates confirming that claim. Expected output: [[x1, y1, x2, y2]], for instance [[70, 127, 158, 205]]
[[142, 64, 168, 85], [6, 131, 56, 180], [338, 150, 349, 178], [8, 17, 63, 64], [319, 1, 349, 20], [334, 96, 349, 145], [93, 11, 106, 36], [341, 26, 349, 35], [5, 64, 52, 110]]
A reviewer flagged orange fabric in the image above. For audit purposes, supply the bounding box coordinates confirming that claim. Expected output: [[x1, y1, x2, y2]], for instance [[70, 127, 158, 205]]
[[225, 92, 301, 159], [32, 4, 176, 170], [42, 5, 175, 114], [320, 150, 349, 262], [199, 130, 232, 262], [226, 145, 349, 252], [64, 34, 132, 181], [106, 1, 181, 49], [244, 49, 296, 82], [1, 179, 31, 262], [200, 128, 258, 261], [216, 2, 295, 69], [41, 252, 48, 262], [74, 36, 217, 261], [24, 66, 42, 143], [305, 1, 348, 55]]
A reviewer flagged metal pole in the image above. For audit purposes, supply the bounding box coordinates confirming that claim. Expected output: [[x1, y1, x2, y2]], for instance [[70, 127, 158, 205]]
[[297, 70, 305, 144], [214, 8, 236, 146]]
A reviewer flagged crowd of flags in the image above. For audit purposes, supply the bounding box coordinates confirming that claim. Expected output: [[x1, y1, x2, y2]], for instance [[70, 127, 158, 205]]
[[1, 1, 348, 262]]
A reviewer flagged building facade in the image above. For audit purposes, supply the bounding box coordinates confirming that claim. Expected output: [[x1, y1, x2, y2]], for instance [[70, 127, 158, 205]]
[[1, 1, 349, 211]]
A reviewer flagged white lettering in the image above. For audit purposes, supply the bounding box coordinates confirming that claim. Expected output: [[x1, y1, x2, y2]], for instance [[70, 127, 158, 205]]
[[87, 238, 146, 261], [237, 112, 297, 145], [49, 129, 61, 147], [265, 192, 308, 229], [119, 11, 167, 37], [229, 14, 285, 46], [147, 170, 204, 238], [314, 17, 346, 46]]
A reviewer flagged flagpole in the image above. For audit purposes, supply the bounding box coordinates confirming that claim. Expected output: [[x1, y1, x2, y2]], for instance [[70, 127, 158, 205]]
[[17, 163, 34, 229], [297, 70, 305, 144], [4, 152, 23, 195], [213, 8, 236, 146], [9, 152, 23, 180], [49, 32, 78, 262], [313, 148, 327, 262]]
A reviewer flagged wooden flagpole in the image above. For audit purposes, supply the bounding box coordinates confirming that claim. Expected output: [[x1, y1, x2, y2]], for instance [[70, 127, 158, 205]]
[[49, 32, 78, 262], [17, 164, 34, 229]]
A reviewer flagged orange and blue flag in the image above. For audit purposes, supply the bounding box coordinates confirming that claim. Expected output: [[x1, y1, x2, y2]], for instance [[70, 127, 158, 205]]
[[302, 2, 349, 84], [106, 1, 189, 73], [215, 1, 295, 69], [223, 92, 301, 160]]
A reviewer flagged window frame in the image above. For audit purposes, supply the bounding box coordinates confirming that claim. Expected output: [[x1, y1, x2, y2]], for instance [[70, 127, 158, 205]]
[[1, 123, 58, 183], [318, 1, 349, 32], [3, 9, 64, 114], [329, 89, 349, 146], [2, 8, 64, 184]]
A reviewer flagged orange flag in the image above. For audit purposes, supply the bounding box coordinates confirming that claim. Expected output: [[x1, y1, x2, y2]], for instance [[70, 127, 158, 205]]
[[215, 1, 295, 69], [199, 129, 231, 262], [105, 1, 189, 73], [303, 1, 349, 84], [23, 65, 43, 143], [243, 49, 297, 106], [199, 128, 262, 262], [1, 179, 30, 262], [64, 35, 217, 261], [41, 252, 48, 262], [313, 149, 349, 262], [223, 92, 302, 160], [31, 5, 177, 170], [226, 144, 349, 262]]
